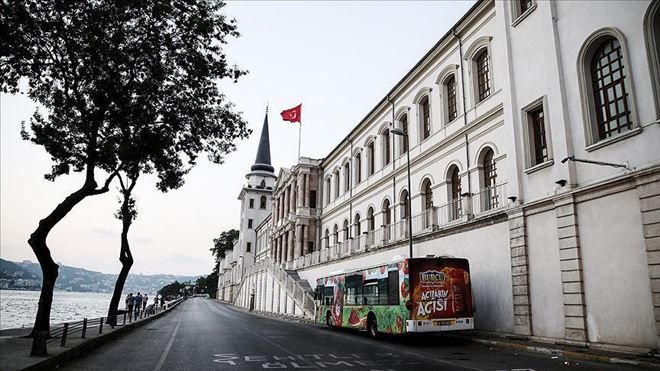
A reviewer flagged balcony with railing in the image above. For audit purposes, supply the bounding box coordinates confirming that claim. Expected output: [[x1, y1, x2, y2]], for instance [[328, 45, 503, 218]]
[[286, 183, 508, 270]]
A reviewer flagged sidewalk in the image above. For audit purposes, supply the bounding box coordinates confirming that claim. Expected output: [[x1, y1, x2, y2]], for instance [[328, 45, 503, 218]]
[[0, 298, 185, 371], [442, 331, 660, 369]]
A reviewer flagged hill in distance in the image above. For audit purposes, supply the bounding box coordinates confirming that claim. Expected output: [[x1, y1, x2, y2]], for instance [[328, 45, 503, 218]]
[[0, 258, 199, 294]]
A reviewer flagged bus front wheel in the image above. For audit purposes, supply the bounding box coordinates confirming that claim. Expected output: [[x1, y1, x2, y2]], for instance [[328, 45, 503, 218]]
[[367, 314, 378, 338]]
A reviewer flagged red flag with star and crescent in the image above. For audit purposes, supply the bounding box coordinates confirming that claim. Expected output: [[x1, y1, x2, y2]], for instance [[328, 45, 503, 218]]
[[280, 104, 302, 123]]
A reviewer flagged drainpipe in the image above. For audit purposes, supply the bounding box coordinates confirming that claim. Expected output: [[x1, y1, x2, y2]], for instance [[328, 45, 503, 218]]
[[453, 28, 472, 195]]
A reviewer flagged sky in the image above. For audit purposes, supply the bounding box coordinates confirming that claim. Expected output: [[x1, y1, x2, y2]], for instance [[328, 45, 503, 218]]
[[0, 1, 476, 276]]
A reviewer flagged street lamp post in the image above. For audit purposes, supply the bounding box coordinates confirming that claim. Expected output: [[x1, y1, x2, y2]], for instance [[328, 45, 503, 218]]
[[390, 128, 413, 259]]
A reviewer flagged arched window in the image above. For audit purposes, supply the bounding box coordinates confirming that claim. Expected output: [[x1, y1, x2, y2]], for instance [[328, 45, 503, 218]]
[[343, 219, 349, 240], [398, 114, 409, 155], [324, 229, 330, 248], [324, 177, 331, 205], [382, 129, 391, 166], [260, 195, 267, 209], [421, 179, 433, 229], [419, 96, 431, 140], [367, 141, 375, 176], [444, 75, 458, 123], [343, 162, 351, 192], [382, 199, 391, 227], [422, 180, 433, 211], [367, 207, 375, 231], [333, 170, 340, 199], [448, 166, 462, 220], [354, 213, 361, 235], [578, 29, 638, 146], [590, 38, 632, 140], [481, 148, 499, 210], [354, 152, 362, 184], [475, 49, 491, 102], [400, 190, 409, 220], [333, 224, 339, 245]]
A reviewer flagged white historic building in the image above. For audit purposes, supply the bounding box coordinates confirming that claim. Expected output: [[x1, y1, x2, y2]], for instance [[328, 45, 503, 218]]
[[220, 0, 660, 352]]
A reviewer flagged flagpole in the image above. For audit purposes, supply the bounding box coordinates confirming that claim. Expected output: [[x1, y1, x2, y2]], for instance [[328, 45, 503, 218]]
[[297, 120, 302, 161]]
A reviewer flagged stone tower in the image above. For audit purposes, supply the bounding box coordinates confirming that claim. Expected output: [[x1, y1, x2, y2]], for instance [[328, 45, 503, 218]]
[[235, 109, 277, 278]]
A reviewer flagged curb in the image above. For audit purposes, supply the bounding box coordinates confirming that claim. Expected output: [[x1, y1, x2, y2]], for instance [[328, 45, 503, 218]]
[[467, 338, 660, 369], [20, 299, 185, 371]]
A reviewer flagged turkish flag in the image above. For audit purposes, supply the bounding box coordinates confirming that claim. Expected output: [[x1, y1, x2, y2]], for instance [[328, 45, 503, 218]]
[[280, 104, 302, 123]]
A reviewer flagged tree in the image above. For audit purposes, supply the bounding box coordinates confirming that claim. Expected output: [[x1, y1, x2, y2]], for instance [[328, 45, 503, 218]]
[[196, 272, 218, 298], [211, 229, 239, 273], [105, 169, 138, 326], [1, 0, 249, 355]]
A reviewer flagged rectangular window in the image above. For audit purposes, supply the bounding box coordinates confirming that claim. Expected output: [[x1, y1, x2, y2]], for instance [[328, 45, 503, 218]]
[[530, 107, 548, 165], [325, 179, 331, 205], [248, 219, 253, 229], [446, 76, 457, 122], [308, 241, 314, 253], [249, 198, 254, 209], [334, 172, 340, 199], [476, 50, 491, 102], [246, 242, 251, 252], [309, 190, 317, 208], [345, 274, 363, 305], [355, 154, 362, 183], [323, 286, 334, 305], [387, 270, 399, 305], [421, 97, 431, 140], [368, 143, 375, 176]]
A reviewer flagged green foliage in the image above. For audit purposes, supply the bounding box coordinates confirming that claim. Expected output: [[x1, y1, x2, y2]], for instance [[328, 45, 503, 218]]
[[196, 272, 218, 298], [158, 280, 183, 297], [1, 0, 251, 188], [211, 229, 239, 267]]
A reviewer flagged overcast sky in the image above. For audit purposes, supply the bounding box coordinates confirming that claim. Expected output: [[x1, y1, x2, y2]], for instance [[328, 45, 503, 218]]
[[0, 1, 476, 276]]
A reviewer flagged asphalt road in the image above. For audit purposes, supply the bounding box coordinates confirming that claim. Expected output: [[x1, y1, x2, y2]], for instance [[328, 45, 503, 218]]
[[59, 297, 638, 371]]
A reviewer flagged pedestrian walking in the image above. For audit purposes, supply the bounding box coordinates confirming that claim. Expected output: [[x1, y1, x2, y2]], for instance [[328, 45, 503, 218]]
[[135, 292, 142, 316], [125, 293, 134, 319], [142, 294, 148, 312]]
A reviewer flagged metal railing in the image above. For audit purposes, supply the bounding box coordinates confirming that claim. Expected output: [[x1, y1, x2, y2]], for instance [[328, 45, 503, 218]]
[[472, 183, 507, 214], [43, 297, 185, 348]]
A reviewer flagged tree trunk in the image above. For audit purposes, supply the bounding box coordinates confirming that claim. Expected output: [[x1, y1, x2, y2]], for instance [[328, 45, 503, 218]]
[[106, 214, 133, 326], [28, 180, 99, 356]]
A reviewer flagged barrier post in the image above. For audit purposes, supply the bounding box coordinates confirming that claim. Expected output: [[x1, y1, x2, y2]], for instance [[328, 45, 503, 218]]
[[61, 323, 69, 346], [99, 317, 104, 334], [81, 318, 87, 338]]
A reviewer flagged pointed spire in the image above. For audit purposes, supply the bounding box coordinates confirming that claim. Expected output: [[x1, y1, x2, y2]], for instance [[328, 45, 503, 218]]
[[251, 108, 274, 173]]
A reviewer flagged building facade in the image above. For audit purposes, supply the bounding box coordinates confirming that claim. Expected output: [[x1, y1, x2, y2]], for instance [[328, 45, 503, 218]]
[[270, 158, 323, 268], [222, 0, 660, 352]]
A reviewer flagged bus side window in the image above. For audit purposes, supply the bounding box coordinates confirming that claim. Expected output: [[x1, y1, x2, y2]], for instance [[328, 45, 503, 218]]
[[388, 270, 399, 305], [378, 278, 389, 305], [346, 274, 363, 305], [323, 286, 334, 305]]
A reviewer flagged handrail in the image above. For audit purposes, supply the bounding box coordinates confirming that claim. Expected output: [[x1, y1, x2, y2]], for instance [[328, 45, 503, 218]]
[[40, 297, 186, 348]]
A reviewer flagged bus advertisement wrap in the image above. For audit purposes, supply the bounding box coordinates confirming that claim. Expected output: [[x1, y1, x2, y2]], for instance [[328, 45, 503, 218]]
[[409, 259, 473, 321], [316, 257, 473, 336]]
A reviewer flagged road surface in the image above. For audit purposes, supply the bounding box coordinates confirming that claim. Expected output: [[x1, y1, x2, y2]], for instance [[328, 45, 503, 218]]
[[60, 297, 639, 370]]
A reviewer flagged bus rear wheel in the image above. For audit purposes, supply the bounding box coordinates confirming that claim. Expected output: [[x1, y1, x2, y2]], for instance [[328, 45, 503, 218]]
[[367, 314, 378, 338]]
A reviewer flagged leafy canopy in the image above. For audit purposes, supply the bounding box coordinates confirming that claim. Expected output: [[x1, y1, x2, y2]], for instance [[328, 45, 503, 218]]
[[211, 229, 239, 265], [1, 0, 250, 189]]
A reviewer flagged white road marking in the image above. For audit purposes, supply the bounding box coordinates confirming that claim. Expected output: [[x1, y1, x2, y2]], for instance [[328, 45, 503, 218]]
[[153, 311, 183, 371]]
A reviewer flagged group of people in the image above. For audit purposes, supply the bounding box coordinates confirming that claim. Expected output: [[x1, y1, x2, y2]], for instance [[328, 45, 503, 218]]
[[125, 292, 165, 317]]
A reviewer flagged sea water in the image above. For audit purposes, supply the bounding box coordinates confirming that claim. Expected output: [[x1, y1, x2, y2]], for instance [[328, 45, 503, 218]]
[[0, 290, 155, 330]]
